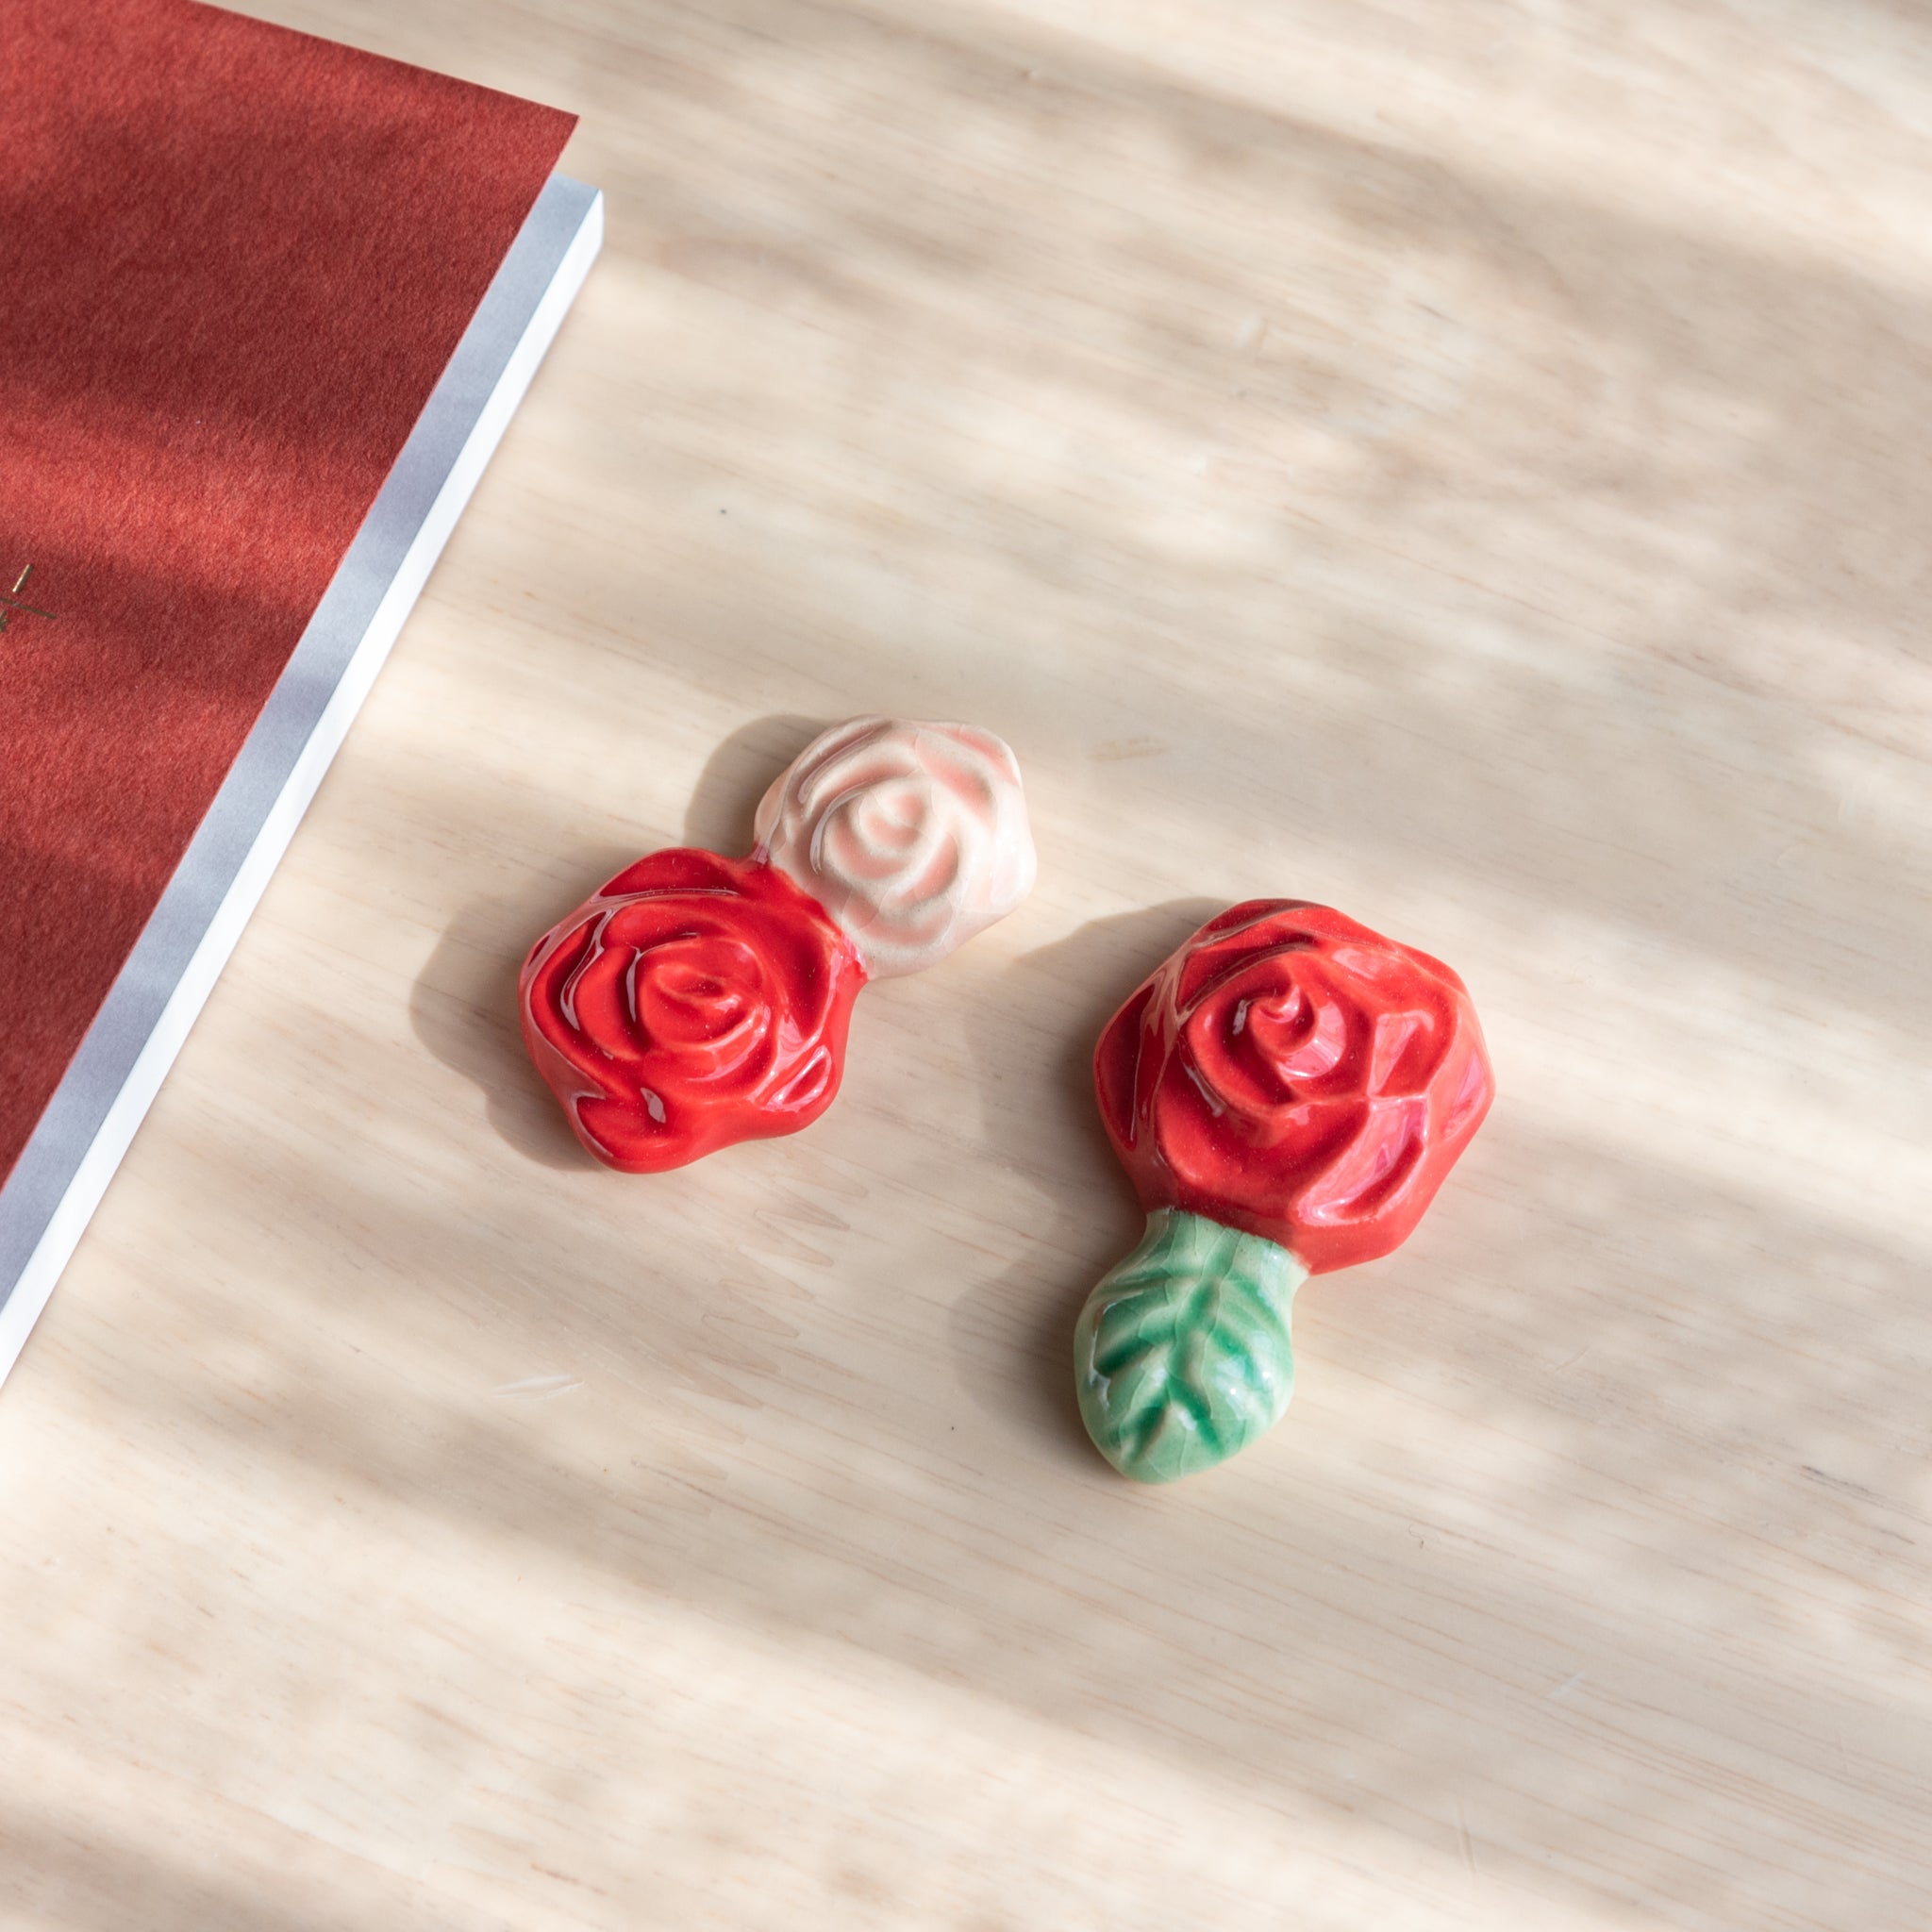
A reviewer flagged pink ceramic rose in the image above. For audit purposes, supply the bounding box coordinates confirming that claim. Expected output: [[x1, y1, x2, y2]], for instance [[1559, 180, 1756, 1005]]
[[755, 717, 1037, 977]]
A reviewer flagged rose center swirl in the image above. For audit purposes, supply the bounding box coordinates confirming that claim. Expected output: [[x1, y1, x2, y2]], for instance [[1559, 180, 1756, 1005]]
[[618, 927, 771, 1072]]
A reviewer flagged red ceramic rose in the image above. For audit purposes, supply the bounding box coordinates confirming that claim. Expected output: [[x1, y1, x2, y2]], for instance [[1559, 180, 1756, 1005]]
[[520, 849, 865, 1174], [1078, 902, 1493, 1485], [1094, 901, 1493, 1274]]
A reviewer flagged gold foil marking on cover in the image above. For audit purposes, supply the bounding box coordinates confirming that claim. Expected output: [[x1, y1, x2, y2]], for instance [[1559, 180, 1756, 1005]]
[[0, 564, 56, 632]]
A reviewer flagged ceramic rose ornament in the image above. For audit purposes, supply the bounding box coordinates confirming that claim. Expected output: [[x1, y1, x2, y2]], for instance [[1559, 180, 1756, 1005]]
[[521, 718, 1035, 1172], [1077, 902, 1493, 1483]]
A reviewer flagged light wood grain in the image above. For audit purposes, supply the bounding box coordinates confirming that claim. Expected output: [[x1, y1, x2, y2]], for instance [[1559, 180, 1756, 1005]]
[[4, 2, 1929, 1925]]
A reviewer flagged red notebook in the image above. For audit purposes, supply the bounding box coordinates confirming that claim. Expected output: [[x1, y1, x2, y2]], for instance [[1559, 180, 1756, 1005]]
[[0, 0, 598, 1380]]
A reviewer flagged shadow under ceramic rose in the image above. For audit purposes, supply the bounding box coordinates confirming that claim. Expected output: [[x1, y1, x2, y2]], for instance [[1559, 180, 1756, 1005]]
[[944, 899, 1223, 1469], [681, 712, 827, 854], [408, 877, 633, 1173]]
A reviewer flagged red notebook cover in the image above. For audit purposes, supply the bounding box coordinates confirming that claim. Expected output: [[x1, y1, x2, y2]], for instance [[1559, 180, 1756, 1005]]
[[0, 0, 575, 1185]]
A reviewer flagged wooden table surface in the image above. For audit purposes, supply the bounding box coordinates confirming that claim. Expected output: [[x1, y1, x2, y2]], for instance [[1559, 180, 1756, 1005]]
[[5, 3, 1929, 1926]]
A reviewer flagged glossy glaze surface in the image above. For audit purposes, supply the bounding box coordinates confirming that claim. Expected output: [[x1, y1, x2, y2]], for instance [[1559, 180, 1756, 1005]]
[[520, 848, 865, 1173], [1094, 901, 1493, 1276], [1075, 1208, 1305, 1486], [755, 716, 1036, 978]]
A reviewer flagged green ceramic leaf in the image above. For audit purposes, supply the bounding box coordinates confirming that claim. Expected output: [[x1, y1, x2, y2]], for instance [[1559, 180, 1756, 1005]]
[[1074, 1209, 1306, 1484]]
